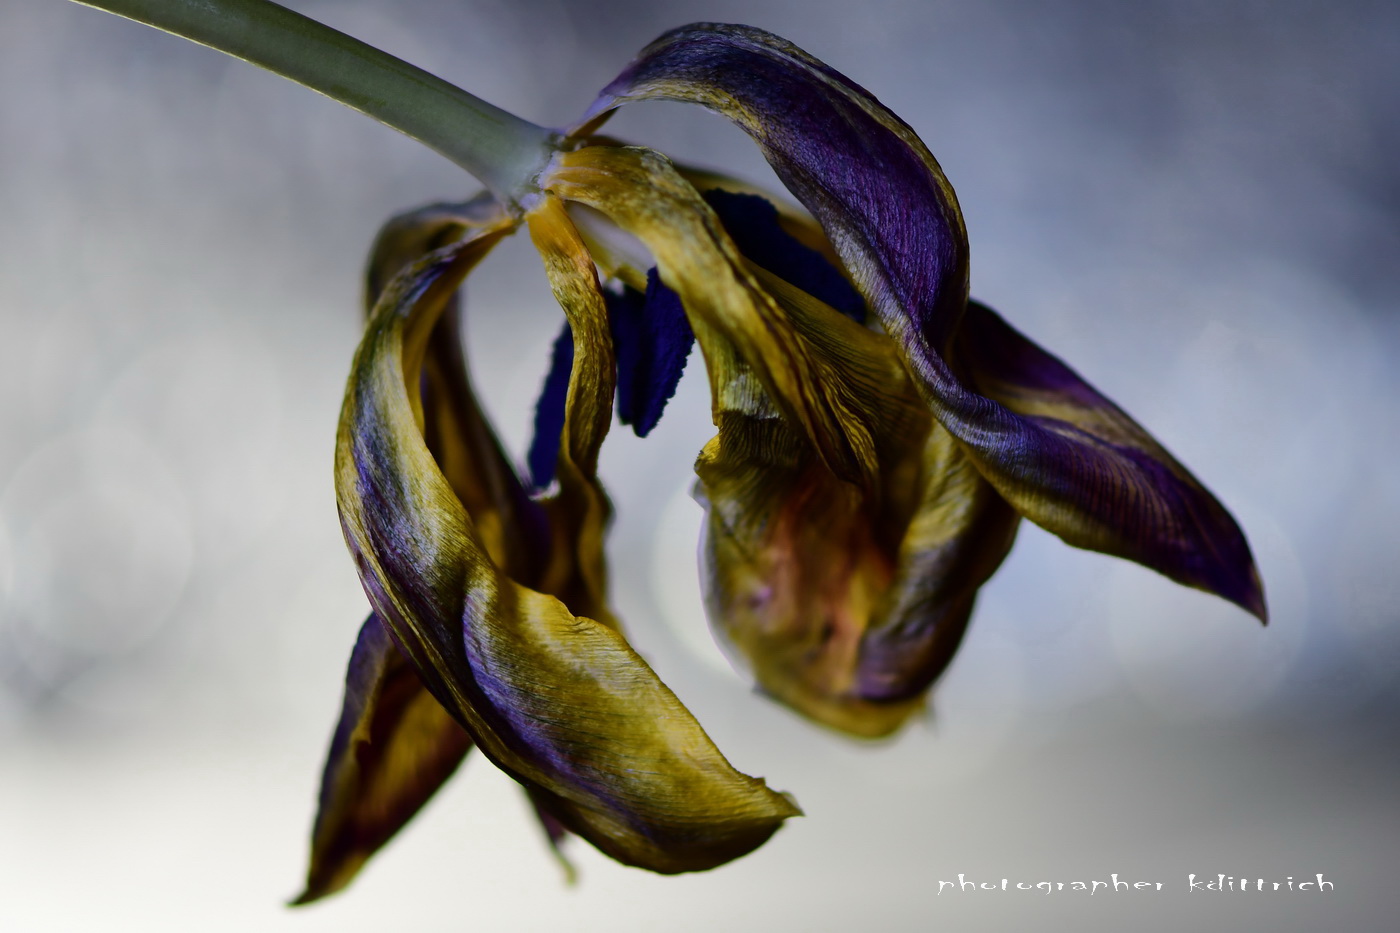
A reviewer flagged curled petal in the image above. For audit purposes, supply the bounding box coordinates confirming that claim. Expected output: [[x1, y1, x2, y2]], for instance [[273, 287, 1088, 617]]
[[337, 222, 799, 874], [524, 195, 616, 622], [302, 201, 551, 904], [366, 198, 550, 581], [580, 24, 968, 351], [849, 427, 1020, 716], [699, 420, 1018, 738], [585, 24, 1264, 619], [364, 196, 502, 311], [295, 614, 473, 904]]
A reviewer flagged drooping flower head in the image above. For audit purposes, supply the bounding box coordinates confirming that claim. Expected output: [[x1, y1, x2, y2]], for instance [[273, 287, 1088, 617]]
[[297, 22, 1264, 901], [49, 0, 1267, 907], [559, 24, 1264, 732]]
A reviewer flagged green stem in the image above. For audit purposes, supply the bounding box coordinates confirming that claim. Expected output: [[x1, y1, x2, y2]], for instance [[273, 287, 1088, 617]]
[[73, 0, 559, 209]]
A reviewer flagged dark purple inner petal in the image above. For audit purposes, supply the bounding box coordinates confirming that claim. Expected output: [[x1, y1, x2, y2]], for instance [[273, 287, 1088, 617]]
[[952, 301, 1267, 620], [531, 273, 694, 483], [606, 285, 646, 434], [702, 188, 866, 323], [527, 320, 574, 490], [604, 189, 867, 443], [608, 269, 695, 438]]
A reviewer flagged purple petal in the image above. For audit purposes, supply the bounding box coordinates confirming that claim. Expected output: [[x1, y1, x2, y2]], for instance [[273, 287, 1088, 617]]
[[953, 301, 1266, 619], [608, 269, 695, 437], [853, 426, 1023, 707], [583, 23, 968, 350], [702, 188, 866, 323], [527, 320, 574, 489], [369, 199, 550, 577], [341, 224, 799, 875], [294, 613, 473, 904], [586, 25, 1264, 619]]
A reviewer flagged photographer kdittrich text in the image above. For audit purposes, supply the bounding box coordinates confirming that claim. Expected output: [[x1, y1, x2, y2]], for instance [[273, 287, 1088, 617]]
[[932, 874, 1335, 894]]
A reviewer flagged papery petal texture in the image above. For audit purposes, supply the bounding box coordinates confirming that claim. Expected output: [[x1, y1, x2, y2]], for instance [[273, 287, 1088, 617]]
[[578, 24, 969, 351], [336, 215, 799, 874], [584, 24, 1265, 619], [368, 199, 552, 581], [303, 200, 564, 903], [694, 190, 1017, 736], [295, 613, 472, 904], [953, 301, 1266, 618]]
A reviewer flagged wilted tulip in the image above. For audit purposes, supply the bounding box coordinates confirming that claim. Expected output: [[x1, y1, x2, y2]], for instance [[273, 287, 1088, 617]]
[[72, 1, 1265, 902]]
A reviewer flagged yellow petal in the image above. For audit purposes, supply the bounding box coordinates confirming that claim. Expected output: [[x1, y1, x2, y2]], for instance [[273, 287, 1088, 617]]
[[337, 226, 799, 874], [691, 250, 1016, 737], [524, 195, 617, 619]]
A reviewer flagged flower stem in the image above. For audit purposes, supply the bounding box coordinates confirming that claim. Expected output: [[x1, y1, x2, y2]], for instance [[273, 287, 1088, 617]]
[[72, 0, 559, 209]]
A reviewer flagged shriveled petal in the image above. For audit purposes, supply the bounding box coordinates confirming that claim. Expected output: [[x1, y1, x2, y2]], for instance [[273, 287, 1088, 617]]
[[294, 614, 473, 904], [523, 195, 617, 623], [569, 176, 1009, 737], [695, 244, 1014, 737], [303, 201, 586, 902], [366, 198, 550, 582], [584, 24, 1264, 619], [337, 218, 799, 873], [700, 419, 1019, 738], [363, 196, 500, 309], [955, 301, 1267, 618], [849, 428, 1020, 718]]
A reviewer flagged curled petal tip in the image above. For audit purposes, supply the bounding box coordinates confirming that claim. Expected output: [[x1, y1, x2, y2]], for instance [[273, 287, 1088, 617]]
[[1241, 566, 1269, 625], [951, 302, 1269, 624]]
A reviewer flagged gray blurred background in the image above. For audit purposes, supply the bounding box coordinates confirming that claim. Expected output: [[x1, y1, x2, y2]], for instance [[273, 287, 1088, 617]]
[[1, 1, 1396, 930]]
